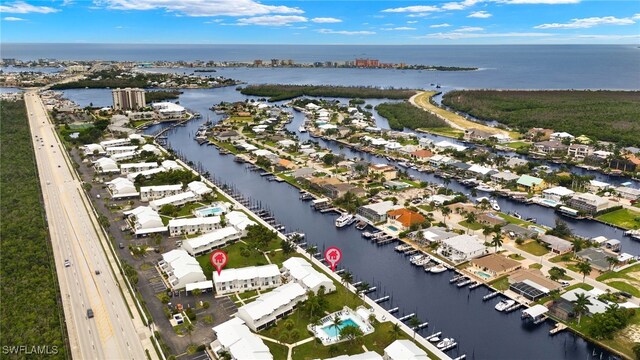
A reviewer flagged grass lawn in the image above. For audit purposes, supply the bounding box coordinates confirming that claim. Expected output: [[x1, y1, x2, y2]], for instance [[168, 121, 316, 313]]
[[529, 263, 543, 270], [505, 141, 531, 150], [228, 116, 253, 123], [508, 254, 525, 260], [196, 241, 272, 279], [237, 290, 258, 300], [596, 263, 640, 297], [268, 250, 293, 267], [596, 208, 640, 230], [489, 275, 510, 291], [265, 341, 289, 359], [419, 127, 464, 138], [517, 240, 550, 256], [175, 202, 205, 217], [497, 213, 534, 227], [564, 283, 594, 292], [459, 220, 483, 230]]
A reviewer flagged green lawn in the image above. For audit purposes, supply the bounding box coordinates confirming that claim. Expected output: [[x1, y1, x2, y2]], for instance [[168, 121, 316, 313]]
[[508, 254, 525, 260], [489, 275, 510, 291], [419, 127, 464, 138], [564, 283, 594, 292], [497, 213, 534, 227], [596, 208, 640, 230], [505, 141, 531, 150], [265, 341, 289, 359], [529, 263, 543, 270], [596, 263, 640, 297], [196, 241, 272, 279], [517, 240, 550, 256], [458, 220, 483, 230], [175, 202, 206, 217]]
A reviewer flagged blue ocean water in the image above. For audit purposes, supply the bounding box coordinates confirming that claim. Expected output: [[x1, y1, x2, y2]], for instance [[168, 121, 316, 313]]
[[2, 44, 639, 89]]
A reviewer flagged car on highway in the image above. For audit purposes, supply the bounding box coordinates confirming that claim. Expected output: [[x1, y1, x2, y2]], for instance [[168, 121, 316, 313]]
[[87, 309, 94, 319], [64, 259, 71, 267]]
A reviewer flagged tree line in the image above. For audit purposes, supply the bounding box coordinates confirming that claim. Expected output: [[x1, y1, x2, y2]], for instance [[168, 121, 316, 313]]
[[442, 90, 640, 146], [239, 84, 417, 102], [376, 101, 449, 130], [0, 100, 67, 359]]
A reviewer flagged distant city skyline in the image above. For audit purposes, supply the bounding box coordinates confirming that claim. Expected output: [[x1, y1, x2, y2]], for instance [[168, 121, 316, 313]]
[[1, 0, 639, 44]]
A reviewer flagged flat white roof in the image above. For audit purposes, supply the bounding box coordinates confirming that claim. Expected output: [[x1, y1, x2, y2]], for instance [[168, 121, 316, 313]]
[[214, 264, 279, 283], [168, 216, 220, 228], [184, 226, 239, 250], [384, 340, 428, 360], [212, 318, 273, 360], [238, 282, 306, 321], [543, 186, 575, 196], [442, 234, 487, 254], [140, 184, 183, 192], [150, 191, 196, 208], [185, 280, 213, 292], [325, 352, 383, 360], [120, 162, 159, 169], [282, 257, 334, 291]]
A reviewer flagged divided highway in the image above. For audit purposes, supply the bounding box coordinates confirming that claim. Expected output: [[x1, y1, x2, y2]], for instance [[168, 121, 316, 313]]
[[25, 92, 153, 359]]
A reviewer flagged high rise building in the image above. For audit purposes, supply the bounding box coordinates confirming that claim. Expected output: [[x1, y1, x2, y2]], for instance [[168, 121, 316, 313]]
[[112, 88, 146, 111]]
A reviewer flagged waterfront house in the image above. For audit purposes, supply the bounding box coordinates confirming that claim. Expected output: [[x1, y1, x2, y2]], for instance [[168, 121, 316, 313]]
[[477, 212, 507, 227], [412, 226, 457, 244], [467, 164, 496, 178], [106, 177, 139, 199], [501, 224, 537, 241], [368, 164, 397, 181], [292, 167, 316, 179], [433, 140, 467, 152], [149, 191, 198, 211], [542, 186, 575, 203], [428, 154, 454, 167], [615, 186, 640, 200], [567, 144, 594, 160], [506, 157, 528, 169], [588, 180, 612, 193], [383, 340, 428, 360], [548, 298, 575, 321], [357, 201, 401, 224], [210, 318, 273, 360], [575, 248, 613, 271], [281, 257, 336, 294], [508, 268, 562, 301], [517, 174, 545, 192], [550, 132, 574, 141], [532, 141, 568, 155], [384, 141, 403, 152], [120, 162, 159, 175], [469, 254, 521, 279], [182, 226, 241, 256], [410, 149, 433, 161], [94, 157, 119, 173], [560, 288, 608, 315], [418, 137, 433, 148], [168, 216, 221, 237], [213, 264, 281, 295], [490, 171, 521, 184], [324, 183, 366, 199], [275, 159, 295, 171], [400, 144, 419, 155], [215, 130, 241, 142], [386, 208, 426, 231], [158, 249, 206, 290], [539, 235, 573, 254], [526, 128, 553, 141], [566, 193, 611, 215], [236, 282, 307, 332], [491, 133, 512, 143], [139, 184, 182, 202], [439, 234, 488, 263], [592, 150, 613, 160], [464, 128, 492, 141], [609, 157, 639, 172]]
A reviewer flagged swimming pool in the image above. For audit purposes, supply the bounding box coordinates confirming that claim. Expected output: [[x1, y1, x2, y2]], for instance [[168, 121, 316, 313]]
[[196, 207, 223, 216], [387, 225, 399, 232], [475, 271, 492, 279], [321, 318, 358, 338]]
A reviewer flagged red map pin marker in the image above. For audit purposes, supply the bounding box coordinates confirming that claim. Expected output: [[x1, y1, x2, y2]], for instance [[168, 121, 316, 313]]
[[324, 246, 342, 272], [210, 250, 228, 276]]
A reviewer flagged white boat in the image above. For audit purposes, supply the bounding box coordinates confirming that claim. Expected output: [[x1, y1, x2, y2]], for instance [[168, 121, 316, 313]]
[[495, 299, 516, 312], [437, 338, 455, 349], [490, 199, 500, 211], [398, 162, 409, 168], [513, 212, 522, 220], [335, 213, 354, 228], [430, 264, 447, 273], [476, 184, 496, 193], [410, 254, 425, 264], [298, 126, 306, 132], [429, 336, 440, 343]]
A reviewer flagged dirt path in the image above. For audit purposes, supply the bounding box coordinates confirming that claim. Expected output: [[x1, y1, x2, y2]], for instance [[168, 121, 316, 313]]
[[410, 91, 517, 138]]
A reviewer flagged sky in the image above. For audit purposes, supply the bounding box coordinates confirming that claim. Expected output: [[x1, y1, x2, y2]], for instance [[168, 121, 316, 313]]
[[1, 0, 639, 44]]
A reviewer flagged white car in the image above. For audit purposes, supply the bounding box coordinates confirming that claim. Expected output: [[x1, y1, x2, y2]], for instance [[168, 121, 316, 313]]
[[64, 260, 71, 267]]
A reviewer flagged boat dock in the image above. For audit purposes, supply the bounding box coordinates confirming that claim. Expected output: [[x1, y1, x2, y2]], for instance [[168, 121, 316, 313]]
[[397, 313, 415, 322], [483, 291, 500, 301], [549, 323, 568, 335], [374, 295, 390, 303], [425, 332, 441, 341]]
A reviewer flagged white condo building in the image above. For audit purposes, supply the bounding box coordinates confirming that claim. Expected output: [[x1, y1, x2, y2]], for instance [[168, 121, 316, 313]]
[[93, 157, 119, 173], [106, 177, 139, 199], [213, 264, 281, 295], [123, 206, 166, 236], [140, 184, 183, 202], [105, 145, 139, 156], [383, 340, 429, 360], [149, 191, 198, 211], [168, 216, 221, 237], [100, 138, 130, 148], [236, 282, 307, 331], [112, 88, 146, 111], [211, 318, 273, 360], [120, 162, 159, 175], [281, 257, 336, 294], [182, 226, 241, 256], [158, 249, 206, 290]]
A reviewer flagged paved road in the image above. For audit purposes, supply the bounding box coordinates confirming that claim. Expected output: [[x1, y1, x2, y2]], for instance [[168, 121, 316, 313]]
[[25, 92, 151, 359]]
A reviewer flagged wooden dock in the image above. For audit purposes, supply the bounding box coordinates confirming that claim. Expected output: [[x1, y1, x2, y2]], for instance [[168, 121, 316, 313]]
[[549, 323, 567, 335]]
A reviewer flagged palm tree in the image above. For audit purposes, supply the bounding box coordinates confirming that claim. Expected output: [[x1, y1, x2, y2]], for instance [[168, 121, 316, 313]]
[[306, 245, 318, 259], [605, 256, 620, 271], [482, 226, 492, 240], [341, 271, 353, 287], [191, 288, 202, 306], [465, 212, 477, 224], [183, 322, 195, 344], [389, 322, 402, 341], [572, 292, 592, 324], [331, 314, 343, 332], [441, 206, 452, 225], [443, 177, 451, 191], [576, 261, 592, 283], [491, 233, 503, 253], [408, 315, 420, 339]]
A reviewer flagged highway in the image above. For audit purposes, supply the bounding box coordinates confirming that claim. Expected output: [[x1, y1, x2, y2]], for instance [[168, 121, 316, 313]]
[[24, 91, 151, 359]]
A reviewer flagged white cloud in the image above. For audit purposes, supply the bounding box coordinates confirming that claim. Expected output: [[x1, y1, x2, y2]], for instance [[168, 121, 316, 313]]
[[0, 1, 58, 13], [441, 0, 483, 10], [455, 26, 484, 32], [3, 16, 26, 21], [468, 11, 492, 18], [420, 31, 553, 39], [96, 0, 303, 17], [633, 13, 640, 20], [317, 28, 375, 35], [382, 5, 441, 13], [237, 15, 307, 26], [496, 0, 580, 3], [311, 17, 341, 23], [430, 23, 451, 28], [534, 16, 636, 29], [382, 26, 417, 31], [407, 20, 418, 24]]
